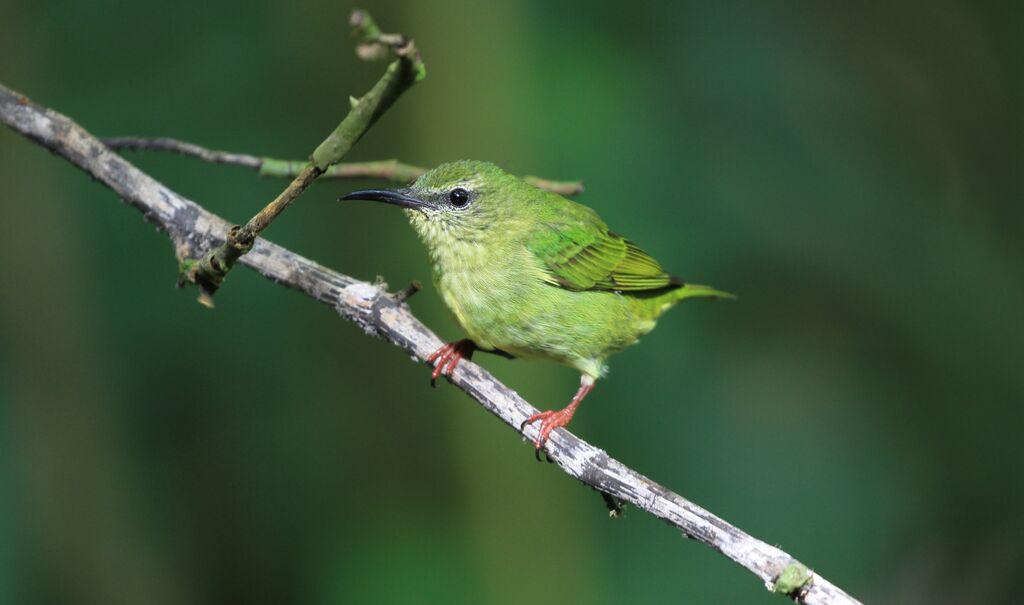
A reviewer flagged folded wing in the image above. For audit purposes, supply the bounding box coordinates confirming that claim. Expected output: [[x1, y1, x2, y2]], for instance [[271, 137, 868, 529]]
[[527, 208, 682, 293]]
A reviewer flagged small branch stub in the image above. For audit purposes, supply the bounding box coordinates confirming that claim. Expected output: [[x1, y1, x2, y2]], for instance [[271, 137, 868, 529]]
[[392, 280, 422, 303], [600, 491, 627, 518]]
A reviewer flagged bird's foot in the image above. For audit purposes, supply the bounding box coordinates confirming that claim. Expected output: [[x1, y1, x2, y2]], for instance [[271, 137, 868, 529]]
[[426, 339, 475, 386], [519, 377, 594, 461], [521, 406, 578, 458]]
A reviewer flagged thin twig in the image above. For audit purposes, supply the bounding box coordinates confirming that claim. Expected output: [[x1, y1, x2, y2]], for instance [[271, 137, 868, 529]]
[[183, 10, 425, 304], [2, 81, 861, 605], [101, 136, 586, 196], [101, 136, 263, 168]]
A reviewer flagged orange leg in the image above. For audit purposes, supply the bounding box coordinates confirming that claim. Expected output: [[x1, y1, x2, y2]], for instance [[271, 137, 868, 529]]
[[521, 376, 595, 456], [426, 339, 476, 385]]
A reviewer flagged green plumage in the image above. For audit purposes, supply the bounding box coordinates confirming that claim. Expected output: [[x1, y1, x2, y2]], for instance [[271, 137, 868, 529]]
[[399, 161, 732, 379]]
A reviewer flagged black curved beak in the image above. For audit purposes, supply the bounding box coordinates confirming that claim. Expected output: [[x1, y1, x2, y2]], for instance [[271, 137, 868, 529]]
[[338, 188, 428, 210]]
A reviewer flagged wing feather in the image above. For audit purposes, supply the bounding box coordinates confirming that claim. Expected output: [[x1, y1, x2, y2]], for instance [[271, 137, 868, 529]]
[[527, 218, 681, 293]]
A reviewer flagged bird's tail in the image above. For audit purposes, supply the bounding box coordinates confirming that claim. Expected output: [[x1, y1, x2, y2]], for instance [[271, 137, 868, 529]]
[[670, 282, 735, 302], [648, 282, 734, 316]]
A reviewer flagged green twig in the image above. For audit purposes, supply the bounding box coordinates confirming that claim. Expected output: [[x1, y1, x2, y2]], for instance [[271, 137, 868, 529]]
[[262, 157, 425, 183], [184, 9, 424, 306]]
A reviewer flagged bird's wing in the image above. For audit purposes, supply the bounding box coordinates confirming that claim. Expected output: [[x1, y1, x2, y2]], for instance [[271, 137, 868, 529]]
[[526, 211, 680, 292]]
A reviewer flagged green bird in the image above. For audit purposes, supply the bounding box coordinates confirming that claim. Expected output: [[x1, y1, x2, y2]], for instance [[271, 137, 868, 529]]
[[341, 161, 731, 455]]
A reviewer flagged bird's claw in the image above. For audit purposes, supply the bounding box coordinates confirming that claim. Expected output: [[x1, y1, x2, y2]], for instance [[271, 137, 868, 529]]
[[426, 339, 475, 385], [522, 409, 572, 463]]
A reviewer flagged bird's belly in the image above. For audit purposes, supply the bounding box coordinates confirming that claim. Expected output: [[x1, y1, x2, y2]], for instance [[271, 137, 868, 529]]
[[437, 269, 518, 350], [438, 269, 647, 370]]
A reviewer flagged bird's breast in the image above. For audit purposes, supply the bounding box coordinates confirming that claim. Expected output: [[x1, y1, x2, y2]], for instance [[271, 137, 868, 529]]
[[432, 242, 540, 349]]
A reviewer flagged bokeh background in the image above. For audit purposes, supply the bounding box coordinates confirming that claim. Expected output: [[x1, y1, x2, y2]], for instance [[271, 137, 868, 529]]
[[1, 1, 1021, 603]]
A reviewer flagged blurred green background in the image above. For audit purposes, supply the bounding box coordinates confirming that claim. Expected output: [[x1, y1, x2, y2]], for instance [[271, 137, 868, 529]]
[[1, 1, 1021, 604]]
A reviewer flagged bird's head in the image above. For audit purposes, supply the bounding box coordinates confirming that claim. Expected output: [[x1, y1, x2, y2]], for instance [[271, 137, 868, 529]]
[[340, 160, 534, 249]]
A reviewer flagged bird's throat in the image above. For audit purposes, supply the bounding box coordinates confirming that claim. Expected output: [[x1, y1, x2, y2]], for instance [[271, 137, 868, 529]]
[[405, 210, 489, 273]]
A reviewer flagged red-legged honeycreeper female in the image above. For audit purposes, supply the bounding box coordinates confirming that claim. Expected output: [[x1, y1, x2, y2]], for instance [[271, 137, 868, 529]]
[[341, 161, 731, 455]]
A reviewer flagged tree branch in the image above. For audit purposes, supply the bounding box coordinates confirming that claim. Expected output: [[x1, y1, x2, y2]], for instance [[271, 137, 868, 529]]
[[100, 136, 586, 196], [0, 82, 861, 605]]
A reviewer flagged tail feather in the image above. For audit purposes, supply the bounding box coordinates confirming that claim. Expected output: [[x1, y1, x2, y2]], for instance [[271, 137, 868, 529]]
[[671, 283, 735, 302], [646, 281, 734, 316]]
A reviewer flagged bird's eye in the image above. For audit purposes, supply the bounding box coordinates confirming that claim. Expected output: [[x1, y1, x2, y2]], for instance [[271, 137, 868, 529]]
[[449, 187, 470, 207]]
